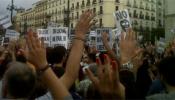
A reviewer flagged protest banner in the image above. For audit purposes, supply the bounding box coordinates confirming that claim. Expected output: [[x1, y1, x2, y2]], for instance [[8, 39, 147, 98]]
[[5, 29, 20, 41], [50, 27, 68, 49], [88, 31, 97, 47], [37, 29, 50, 47], [96, 28, 112, 51], [0, 15, 12, 29], [114, 9, 132, 35], [157, 37, 166, 54]]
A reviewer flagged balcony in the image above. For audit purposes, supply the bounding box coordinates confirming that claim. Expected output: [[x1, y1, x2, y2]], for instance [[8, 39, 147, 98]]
[[133, 13, 138, 18], [145, 7, 150, 11], [76, 5, 79, 9], [158, 1, 162, 6], [133, 4, 138, 8], [92, 0, 97, 5], [86, 2, 90, 7], [140, 14, 144, 19], [140, 5, 144, 9], [127, 2, 131, 7], [81, 4, 85, 8], [99, 0, 103, 3], [145, 15, 150, 20], [151, 8, 155, 12], [71, 7, 74, 11], [116, 0, 120, 3], [98, 11, 103, 15], [151, 16, 155, 21]]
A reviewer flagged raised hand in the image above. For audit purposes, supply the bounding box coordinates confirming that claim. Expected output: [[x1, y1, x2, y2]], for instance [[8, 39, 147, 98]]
[[86, 54, 125, 100], [26, 30, 47, 69], [60, 10, 96, 89], [102, 32, 117, 60], [75, 10, 96, 39], [120, 28, 137, 64]]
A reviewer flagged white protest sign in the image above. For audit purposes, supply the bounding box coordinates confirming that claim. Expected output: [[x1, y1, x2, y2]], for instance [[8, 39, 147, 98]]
[[88, 31, 97, 47], [50, 27, 68, 49], [37, 29, 50, 47], [0, 15, 12, 29], [5, 29, 20, 40], [114, 9, 132, 34], [96, 28, 112, 51], [157, 37, 166, 54]]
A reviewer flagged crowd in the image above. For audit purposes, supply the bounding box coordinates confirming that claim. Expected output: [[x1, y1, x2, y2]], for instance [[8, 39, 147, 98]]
[[0, 10, 175, 100]]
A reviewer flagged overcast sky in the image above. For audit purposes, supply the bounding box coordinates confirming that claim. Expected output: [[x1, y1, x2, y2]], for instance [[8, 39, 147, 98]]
[[0, 0, 39, 15]]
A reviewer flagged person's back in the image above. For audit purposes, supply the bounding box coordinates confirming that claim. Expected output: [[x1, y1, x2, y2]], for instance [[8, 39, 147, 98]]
[[147, 56, 175, 100], [2, 61, 36, 99]]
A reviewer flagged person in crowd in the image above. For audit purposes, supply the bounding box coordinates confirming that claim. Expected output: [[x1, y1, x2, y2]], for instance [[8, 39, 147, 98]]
[[2, 61, 37, 99], [51, 46, 67, 78], [147, 56, 175, 100]]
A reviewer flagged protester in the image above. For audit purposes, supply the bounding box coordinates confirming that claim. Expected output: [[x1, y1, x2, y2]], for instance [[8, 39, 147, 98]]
[[0, 7, 175, 100]]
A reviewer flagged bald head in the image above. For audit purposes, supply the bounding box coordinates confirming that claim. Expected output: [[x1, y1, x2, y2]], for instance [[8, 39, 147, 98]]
[[3, 61, 37, 99]]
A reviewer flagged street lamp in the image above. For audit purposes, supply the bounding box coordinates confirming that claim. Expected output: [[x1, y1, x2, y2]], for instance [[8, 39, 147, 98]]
[[7, 0, 18, 23]]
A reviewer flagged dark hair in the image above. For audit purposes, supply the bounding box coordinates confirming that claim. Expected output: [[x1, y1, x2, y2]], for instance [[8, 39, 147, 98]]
[[4, 62, 36, 98], [158, 56, 175, 86], [51, 46, 66, 64], [88, 53, 96, 63], [46, 47, 53, 64]]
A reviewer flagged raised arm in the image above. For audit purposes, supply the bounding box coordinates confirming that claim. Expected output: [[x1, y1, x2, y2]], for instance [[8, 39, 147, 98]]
[[101, 32, 117, 60], [60, 10, 96, 89], [26, 31, 71, 100]]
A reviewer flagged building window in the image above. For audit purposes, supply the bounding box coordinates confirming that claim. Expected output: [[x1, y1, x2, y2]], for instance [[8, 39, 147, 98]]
[[81, 0, 85, 8], [86, 0, 90, 6], [99, 18, 103, 27], [71, 23, 73, 28], [116, 0, 120, 3], [99, 6, 103, 14], [116, 6, 119, 11], [76, 12, 79, 19], [93, 8, 96, 13], [92, 0, 97, 5], [76, 2, 79, 9]]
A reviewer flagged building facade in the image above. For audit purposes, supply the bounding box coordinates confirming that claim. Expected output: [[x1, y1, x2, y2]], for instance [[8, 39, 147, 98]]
[[165, 0, 175, 42], [15, 0, 164, 41]]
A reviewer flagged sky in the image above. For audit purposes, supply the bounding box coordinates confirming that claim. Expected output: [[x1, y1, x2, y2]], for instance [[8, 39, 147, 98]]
[[0, 0, 39, 16]]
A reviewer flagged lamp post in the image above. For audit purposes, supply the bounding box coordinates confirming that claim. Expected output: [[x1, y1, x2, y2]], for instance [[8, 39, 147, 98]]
[[7, 0, 18, 23]]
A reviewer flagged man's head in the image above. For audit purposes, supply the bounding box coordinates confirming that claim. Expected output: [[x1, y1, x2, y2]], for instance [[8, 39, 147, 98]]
[[3, 61, 37, 99], [158, 56, 175, 87], [51, 46, 67, 64]]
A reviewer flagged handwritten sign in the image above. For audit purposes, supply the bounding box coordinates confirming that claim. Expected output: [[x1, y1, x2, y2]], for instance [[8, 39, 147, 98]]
[[0, 15, 12, 29], [37, 29, 50, 47], [50, 27, 68, 49], [114, 9, 132, 34], [5, 29, 20, 40], [96, 28, 112, 51]]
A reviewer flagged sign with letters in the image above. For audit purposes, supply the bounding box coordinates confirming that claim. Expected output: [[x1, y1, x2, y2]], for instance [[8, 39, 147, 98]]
[[0, 15, 12, 29], [37, 27, 68, 49], [50, 27, 68, 49], [5, 29, 20, 40], [96, 28, 112, 51], [37, 29, 50, 47], [114, 9, 132, 34]]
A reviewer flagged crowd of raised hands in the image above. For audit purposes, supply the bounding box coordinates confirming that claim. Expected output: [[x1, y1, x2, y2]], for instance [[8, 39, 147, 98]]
[[0, 10, 174, 100]]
